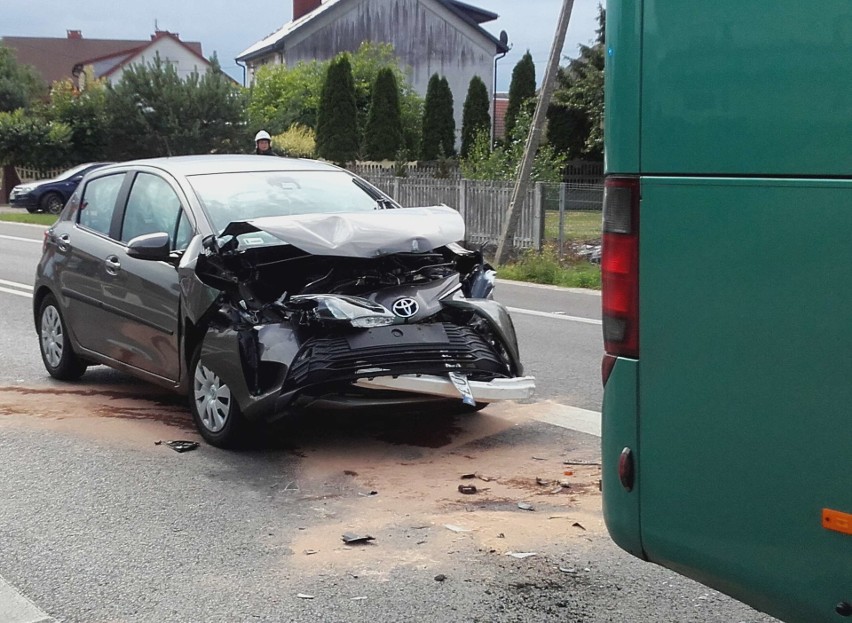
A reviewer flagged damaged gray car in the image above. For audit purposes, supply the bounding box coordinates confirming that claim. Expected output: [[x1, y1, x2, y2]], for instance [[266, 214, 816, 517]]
[[34, 155, 535, 447]]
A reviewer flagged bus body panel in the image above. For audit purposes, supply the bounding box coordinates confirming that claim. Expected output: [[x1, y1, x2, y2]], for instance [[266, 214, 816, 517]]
[[638, 177, 852, 623], [640, 1, 852, 176], [603, 1, 852, 620]]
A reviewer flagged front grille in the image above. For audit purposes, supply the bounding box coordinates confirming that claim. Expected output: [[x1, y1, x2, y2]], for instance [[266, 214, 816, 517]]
[[286, 323, 508, 388]]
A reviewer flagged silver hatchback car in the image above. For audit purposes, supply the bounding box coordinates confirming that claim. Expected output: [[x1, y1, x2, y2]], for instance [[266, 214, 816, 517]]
[[34, 155, 534, 447]]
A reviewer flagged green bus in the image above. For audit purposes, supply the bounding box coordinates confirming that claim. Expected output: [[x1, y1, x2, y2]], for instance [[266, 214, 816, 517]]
[[601, 2, 852, 622]]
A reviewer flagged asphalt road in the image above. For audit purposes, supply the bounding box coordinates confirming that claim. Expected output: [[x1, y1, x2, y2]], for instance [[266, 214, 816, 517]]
[[0, 217, 778, 623]]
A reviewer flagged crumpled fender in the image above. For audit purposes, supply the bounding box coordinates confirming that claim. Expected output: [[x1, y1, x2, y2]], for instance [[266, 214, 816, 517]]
[[440, 298, 524, 376], [178, 234, 221, 324]]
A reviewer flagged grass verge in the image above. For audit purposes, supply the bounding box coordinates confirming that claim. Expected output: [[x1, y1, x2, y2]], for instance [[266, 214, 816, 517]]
[[497, 245, 601, 289], [0, 213, 56, 226]]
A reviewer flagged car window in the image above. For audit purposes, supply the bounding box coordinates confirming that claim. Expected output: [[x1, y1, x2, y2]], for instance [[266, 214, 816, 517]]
[[121, 173, 185, 247], [78, 174, 124, 235], [175, 210, 193, 251]]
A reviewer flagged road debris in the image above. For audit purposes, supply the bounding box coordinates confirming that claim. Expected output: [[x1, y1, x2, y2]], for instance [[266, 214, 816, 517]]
[[476, 474, 492, 482], [563, 460, 601, 466], [358, 491, 378, 497], [572, 522, 586, 530], [164, 440, 199, 453], [444, 524, 472, 533], [342, 533, 375, 545], [460, 473, 476, 479], [351, 596, 367, 601], [296, 593, 315, 600], [434, 574, 447, 582], [344, 470, 358, 476], [304, 549, 318, 555], [457, 484, 478, 494], [517, 502, 535, 511], [506, 552, 537, 559], [559, 567, 577, 574], [536, 477, 550, 486]]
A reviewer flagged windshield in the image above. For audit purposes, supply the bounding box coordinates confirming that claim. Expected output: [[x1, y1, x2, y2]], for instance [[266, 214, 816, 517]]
[[57, 163, 97, 181], [188, 170, 387, 233]]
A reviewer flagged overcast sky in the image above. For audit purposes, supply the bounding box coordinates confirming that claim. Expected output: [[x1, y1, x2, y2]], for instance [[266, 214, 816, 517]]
[[3, 0, 603, 91]]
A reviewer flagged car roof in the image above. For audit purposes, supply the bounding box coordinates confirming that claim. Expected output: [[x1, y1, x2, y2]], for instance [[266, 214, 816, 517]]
[[99, 154, 342, 177]]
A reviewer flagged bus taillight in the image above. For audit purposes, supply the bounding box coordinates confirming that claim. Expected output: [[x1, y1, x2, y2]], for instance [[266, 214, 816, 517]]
[[602, 177, 639, 360]]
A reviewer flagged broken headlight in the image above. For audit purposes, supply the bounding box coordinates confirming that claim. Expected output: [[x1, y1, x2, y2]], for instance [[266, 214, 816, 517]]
[[288, 294, 396, 328]]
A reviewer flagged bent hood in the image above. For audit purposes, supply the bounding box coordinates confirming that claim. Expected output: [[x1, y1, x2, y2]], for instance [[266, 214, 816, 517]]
[[221, 205, 465, 257]]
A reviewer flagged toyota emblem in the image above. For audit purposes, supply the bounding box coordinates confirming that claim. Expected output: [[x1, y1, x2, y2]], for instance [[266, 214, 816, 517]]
[[391, 297, 419, 318]]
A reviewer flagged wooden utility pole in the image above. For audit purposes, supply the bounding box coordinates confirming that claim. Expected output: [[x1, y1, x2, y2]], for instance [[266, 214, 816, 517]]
[[494, 0, 575, 265]]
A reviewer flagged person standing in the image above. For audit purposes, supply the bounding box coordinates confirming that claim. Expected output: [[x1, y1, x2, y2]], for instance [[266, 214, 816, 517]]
[[254, 130, 279, 156]]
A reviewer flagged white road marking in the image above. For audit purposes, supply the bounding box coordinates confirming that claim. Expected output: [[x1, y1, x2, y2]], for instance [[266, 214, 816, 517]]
[[0, 234, 41, 244], [507, 306, 602, 325], [0, 286, 33, 299], [0, 279, 33, 290], [531, 403, 602, 437], [0, 575, 55, 623]]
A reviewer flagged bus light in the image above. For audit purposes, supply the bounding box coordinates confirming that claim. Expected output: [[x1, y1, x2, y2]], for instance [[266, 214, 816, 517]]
[[602, 177, 640, 359]]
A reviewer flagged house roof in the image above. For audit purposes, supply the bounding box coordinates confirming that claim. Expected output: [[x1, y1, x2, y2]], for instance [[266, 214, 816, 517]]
[[236, 0, 508, 63], [1, 32, 204, 85]]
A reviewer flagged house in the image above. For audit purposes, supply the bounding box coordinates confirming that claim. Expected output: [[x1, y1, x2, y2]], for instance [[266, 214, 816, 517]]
[[1, 30, 213, 88], [237, 0, 510, 146]]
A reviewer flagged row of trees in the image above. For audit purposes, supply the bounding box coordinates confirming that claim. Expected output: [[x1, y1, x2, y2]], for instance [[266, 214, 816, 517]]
[[0, 12, 605, 172]]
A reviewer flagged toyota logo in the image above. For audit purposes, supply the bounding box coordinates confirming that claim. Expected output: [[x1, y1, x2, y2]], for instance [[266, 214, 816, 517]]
[[391, 298, 419, 318]]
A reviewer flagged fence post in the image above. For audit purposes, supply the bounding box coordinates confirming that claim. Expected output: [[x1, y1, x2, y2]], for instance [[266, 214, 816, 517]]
[[393, 177, 401, 200], [558, 182, 567, 260], [533, 182, 544, 251], [458, 178, 467, 220]]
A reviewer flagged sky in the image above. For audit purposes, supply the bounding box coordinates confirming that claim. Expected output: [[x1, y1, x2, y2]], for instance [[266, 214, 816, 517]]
[[3, 0, 603, 91]]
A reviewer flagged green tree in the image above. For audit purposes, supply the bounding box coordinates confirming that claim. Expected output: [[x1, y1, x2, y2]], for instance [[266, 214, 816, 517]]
[[461, 106, 566, 183], [505, 51, 536, 141], [103, 55, 247, 160], [461, 75, 490, 158], [421, 74, 455, 160], [48, 77, 109, 163], [316, 54, 358, 164], [363, 68, 403, 161], [0, 108, 71, 168], [550, 5, 605, 160], [0, 45, 45, 112]]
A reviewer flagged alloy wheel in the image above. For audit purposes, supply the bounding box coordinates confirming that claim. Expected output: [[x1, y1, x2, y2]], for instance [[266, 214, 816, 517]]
[[40, 305, 64, 368], [193, 363, 232, 433]]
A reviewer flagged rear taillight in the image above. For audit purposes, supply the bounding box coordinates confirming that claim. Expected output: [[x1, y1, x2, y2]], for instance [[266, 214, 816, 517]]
[[602, 177, 639, 359]]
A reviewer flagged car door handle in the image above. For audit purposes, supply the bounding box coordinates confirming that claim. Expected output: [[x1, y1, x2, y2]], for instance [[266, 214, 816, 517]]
[[105, 255, 121, 275], [57, 233, 70, 252]]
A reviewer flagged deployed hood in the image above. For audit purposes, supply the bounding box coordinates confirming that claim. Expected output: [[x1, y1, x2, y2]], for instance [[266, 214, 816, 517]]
[[220, 206, 465, 258]]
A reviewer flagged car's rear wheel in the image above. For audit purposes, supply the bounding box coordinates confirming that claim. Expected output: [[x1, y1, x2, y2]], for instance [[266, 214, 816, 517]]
[[37, 294, 87, 380], [189, 347, 247, 448], [40, 192, 64, 215]]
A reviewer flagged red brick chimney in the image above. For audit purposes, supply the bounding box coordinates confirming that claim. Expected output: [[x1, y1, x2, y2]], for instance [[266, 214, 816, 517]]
[[67, 30, 82, 39], [293, 0, 322, 20]]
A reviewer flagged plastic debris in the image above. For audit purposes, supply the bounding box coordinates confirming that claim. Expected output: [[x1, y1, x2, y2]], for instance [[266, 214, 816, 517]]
[[460, 473, 476, 479], [165, 440, 199, 453], [342, 533, 375, 545], [506, 552, 537, 559], [497, 533, 505, 539], [448, 372, 476, 406], [344, 470, 358, 476], [444, 524, 472, 533], [536, 477, 550, 486], [564, 470, 574, 476], [457, 484, 478, 494], [358, 491, 378, 497], [517, 502, 535, 511], [351, 596, 367, 601], [434, 574, 447, 582], [154, 440, 162, 445], [304, 549, 318, 555], [572, 522, 586, 531], [297, 593, 315, 599], [477, 474, 492, 482], [559, 567, 577, 574]]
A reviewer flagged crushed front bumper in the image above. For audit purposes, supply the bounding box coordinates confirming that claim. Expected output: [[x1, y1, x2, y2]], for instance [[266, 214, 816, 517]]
[[354, 374, 536, 402]]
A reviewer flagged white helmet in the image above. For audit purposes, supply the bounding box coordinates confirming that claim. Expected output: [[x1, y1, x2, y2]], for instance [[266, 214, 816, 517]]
[[255, 130, 271, 142]]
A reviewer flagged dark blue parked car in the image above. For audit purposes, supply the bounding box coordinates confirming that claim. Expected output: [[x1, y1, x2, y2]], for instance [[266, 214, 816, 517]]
[[10, 163, 111, 214]]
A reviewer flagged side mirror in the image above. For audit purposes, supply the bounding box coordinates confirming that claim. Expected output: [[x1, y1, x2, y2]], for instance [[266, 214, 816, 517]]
[[126, 232, 171, 261]]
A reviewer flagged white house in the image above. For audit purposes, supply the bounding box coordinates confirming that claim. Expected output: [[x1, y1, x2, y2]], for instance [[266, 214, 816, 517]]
[[236, 0, 510, 144]]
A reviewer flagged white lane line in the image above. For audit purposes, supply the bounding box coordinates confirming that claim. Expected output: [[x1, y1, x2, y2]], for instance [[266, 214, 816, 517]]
[[531, 403, 602, 437], [0, 279, 33, 290], [507, 306, 602, 325], [0, 234, 41, 244], [0, 286, 33, 299], [0, 576, 56, 623]]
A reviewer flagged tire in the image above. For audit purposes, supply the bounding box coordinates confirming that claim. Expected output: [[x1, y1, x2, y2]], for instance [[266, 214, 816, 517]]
[[26, 206, 38, 214], [189, 346, 247, 448], [40, 192, 64, 215], [37, 294, 87, 381]]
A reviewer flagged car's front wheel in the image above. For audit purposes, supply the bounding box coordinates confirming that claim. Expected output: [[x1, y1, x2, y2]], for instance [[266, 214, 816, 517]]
[[37, 294, 87, 380], [189, 347, 247, 448], [40, 192, 64, 215]]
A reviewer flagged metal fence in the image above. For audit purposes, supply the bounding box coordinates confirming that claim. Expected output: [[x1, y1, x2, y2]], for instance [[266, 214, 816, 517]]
[[356, 171, 603, 251], [15, 166, 65, 182]]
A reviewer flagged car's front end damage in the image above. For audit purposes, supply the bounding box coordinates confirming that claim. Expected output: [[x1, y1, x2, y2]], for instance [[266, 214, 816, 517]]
[[180, 206, 535, 422]]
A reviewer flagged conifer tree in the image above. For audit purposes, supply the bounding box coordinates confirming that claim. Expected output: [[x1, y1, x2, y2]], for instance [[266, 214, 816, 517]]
[[316, 54, 358, 164], [461, 75, 490, 158], [420, 73, 443, 160], [437, 77, 456, 157], [364, 67, 403, 160], [505, 51, 536, 140]]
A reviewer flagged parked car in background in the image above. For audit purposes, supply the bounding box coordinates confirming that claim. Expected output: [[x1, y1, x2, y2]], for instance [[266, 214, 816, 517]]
[[33, 155, 535, 448], [10, 163, 111, 214]]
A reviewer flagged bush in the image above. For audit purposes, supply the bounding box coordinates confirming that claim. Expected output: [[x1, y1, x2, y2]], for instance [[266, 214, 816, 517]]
[[497, 244, 601, 289], [273, 124, 316, 158]]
